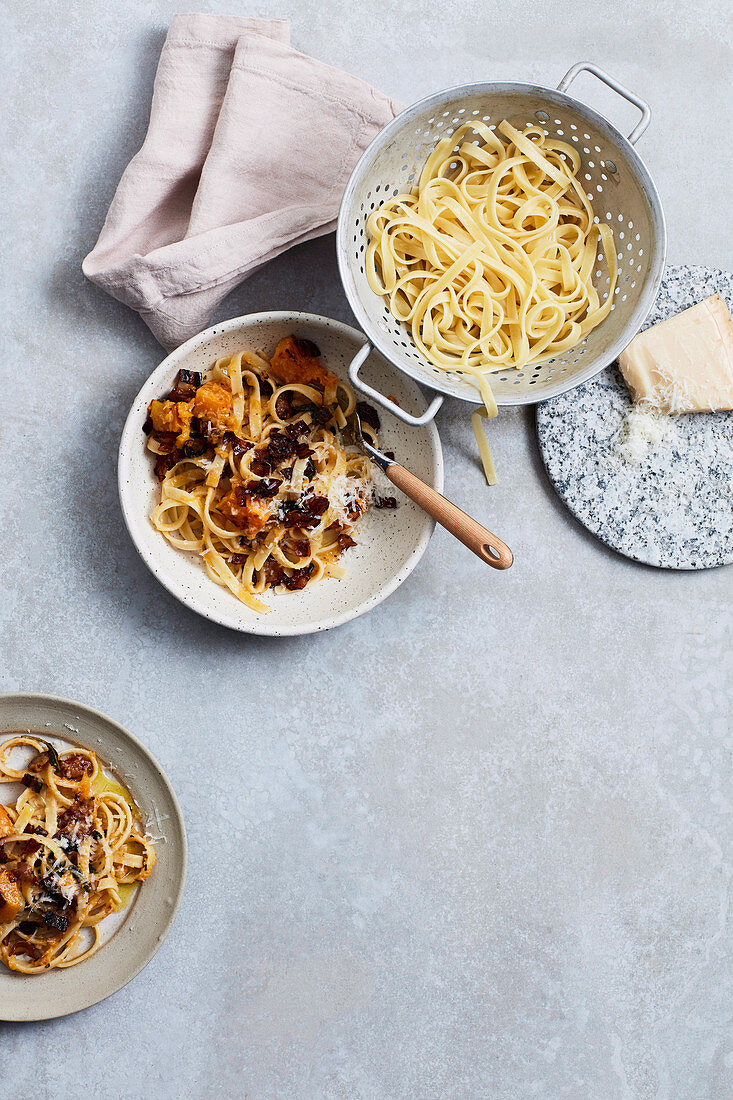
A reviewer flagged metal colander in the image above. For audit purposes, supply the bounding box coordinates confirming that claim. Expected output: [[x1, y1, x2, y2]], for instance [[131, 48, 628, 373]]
[[337, 63, 666, 424]]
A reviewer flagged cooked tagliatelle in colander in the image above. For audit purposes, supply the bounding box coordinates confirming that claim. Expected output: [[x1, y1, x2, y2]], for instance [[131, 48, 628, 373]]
[[145, 336, 395, 612], [367, 119, 618, 377], [366, 120, 618, 480], [0, 735, 155, 973]]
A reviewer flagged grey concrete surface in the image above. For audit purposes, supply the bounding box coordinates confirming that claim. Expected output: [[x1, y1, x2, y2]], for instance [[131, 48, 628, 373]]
[[1, 1, 732, 1097]]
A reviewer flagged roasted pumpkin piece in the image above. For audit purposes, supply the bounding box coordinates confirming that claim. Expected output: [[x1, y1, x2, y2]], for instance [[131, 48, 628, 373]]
[[192, 381, 234, 427], [148, 398, 194, 443], [0, 868, 22, 923], [270, 336, 338, 390], [218, 487, 273, 539], [0, 804, 13, 839]]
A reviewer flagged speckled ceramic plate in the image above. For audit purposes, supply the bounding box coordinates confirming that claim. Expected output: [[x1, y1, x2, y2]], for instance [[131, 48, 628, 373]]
[[0, 693, 187, 1021], [119, 312, 443, 634], [536, 266, 733, 569]]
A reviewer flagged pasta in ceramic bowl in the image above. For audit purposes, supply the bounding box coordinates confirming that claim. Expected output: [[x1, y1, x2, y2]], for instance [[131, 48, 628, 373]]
[[118, 313, 443, 635]]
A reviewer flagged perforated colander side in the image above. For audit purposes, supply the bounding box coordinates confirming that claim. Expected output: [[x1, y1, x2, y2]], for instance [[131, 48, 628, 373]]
[[337, 79, 666, 407]]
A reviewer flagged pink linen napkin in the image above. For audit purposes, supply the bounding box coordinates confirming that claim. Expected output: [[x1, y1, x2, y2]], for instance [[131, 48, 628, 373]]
[[82, 15, 402, 349]]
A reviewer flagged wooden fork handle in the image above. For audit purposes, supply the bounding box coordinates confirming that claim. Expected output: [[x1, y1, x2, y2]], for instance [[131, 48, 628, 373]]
[[386, 464, 513, 570]]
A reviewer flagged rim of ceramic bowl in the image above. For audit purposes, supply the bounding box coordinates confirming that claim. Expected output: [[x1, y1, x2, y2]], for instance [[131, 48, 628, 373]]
[[118, 312, 444, 636]]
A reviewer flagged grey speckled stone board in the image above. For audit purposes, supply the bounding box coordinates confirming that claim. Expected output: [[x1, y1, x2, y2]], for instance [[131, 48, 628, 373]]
[[537, 266, 733, 569], [2, 3, 733, 1099]]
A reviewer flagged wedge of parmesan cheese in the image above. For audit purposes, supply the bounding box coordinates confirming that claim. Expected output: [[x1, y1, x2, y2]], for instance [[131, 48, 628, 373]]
[[618, 294, 733, 413]]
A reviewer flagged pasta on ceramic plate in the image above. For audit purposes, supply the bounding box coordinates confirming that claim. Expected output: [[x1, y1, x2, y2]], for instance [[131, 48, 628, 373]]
[[0, 734, 156, 974]]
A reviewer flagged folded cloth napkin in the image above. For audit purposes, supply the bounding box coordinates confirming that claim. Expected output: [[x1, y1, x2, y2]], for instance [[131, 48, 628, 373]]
[[82, 14, 402, 349]]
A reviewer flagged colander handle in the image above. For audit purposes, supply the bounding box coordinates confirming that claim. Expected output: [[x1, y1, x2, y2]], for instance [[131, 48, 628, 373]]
[[348, 342, 444, 426], [557, 62, 651, 145]]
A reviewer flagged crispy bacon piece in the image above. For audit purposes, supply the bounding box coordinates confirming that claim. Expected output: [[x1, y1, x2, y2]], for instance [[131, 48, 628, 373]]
[[337, 533, 357, 552], [270, 336, 338, 390], [282, 564, 314, 590], [42, 910, 69, 933], [249, 456, 272, 477], [264, 561, 285, 587], [56, 754, 94, 781], [275, 392, 293, 420], [246, 478, 281, 499], [279, 494, 329, 530], [222, 431, 253, 460], [197, 418, 221, 441], [375, 496, 398, 509], [284, 420, 310, 440], [356, 401, 380, 432], [263, 560, 314, 591], [307, 495, 330, 516], [167, 368, 202, 401], [278, 506, 302, 528], [55, 797, 95, 843], [20, 825, 45, 856], [21, 773, 43, 793], [154, 452, 182, 481], [263, 430, 295, 467]]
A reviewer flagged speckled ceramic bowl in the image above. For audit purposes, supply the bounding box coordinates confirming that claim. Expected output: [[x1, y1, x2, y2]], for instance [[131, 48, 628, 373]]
[[0, 693, 187, 1021], [118, 312, 443, 636]]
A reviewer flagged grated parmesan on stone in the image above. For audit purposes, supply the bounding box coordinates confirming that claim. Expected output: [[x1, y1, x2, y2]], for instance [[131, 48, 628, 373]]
[[615, 404, 678, 464]]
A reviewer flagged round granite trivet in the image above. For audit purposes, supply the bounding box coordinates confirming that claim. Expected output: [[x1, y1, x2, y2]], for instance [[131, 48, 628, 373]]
[[536, 265, 733, 569]]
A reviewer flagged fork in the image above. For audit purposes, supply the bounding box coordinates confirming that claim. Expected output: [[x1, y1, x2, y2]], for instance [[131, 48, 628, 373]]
[[354, 409, 513, 570]]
